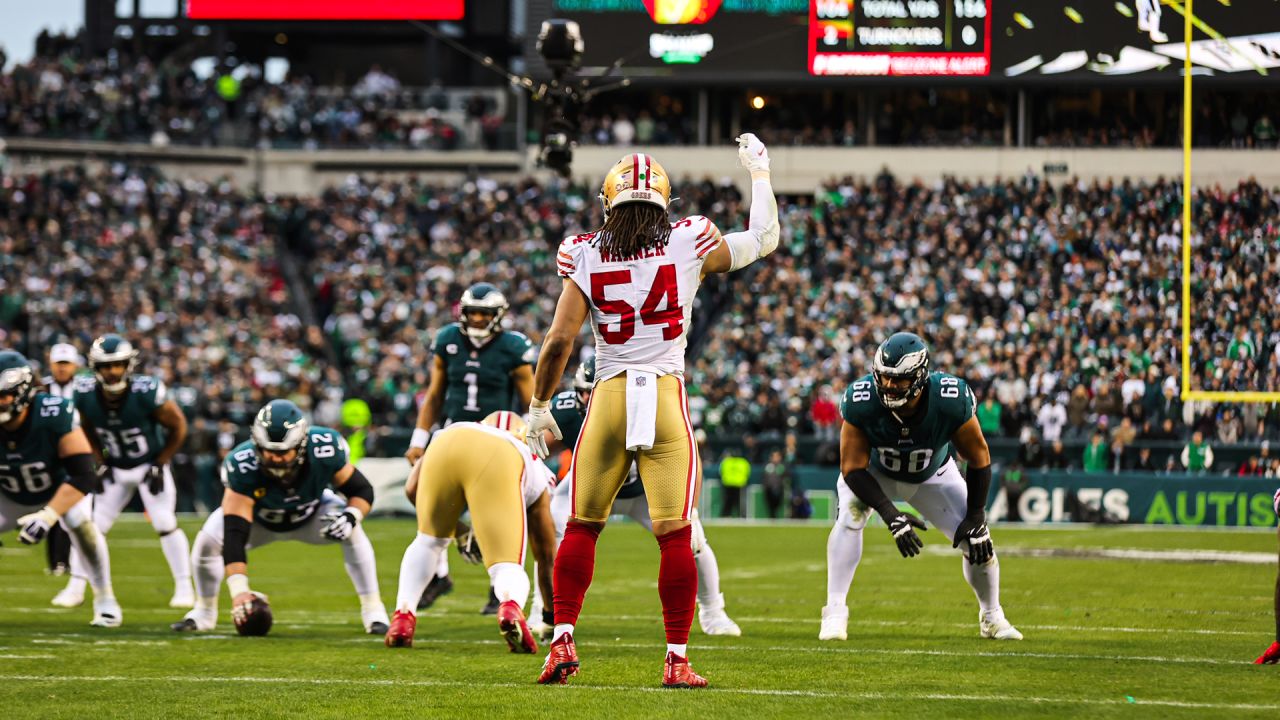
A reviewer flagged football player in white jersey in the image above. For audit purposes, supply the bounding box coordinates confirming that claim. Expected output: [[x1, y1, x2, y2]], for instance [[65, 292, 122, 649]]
[[525, 134, 779, 688]]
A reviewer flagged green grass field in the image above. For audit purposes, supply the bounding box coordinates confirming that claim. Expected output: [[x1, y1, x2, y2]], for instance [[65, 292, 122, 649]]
[[3, 518, 1279, 719]]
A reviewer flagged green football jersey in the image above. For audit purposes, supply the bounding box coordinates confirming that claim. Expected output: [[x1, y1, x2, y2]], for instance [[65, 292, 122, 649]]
[[0, 393, 79, 506], [550, 389, 643, 499], [73, 375, 168, 469], [840, 372, 976, 484], [433, 324, 535, 423], [221, 427, 350, 532]]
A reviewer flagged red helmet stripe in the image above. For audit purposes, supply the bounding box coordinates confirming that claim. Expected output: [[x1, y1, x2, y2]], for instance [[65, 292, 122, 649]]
[[632, 153, 640, 190], [643, 154, 651, 189]]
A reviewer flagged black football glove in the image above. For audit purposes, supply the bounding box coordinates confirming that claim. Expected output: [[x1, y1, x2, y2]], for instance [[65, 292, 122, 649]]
[[457, 527, 484, 565], [96, 464, 114, 492], [953, 514, 994, 565], [145, 465, 165, 495], [884, 511, 927, 558]]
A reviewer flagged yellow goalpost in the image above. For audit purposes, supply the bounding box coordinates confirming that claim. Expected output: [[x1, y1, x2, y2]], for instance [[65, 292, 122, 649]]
[[1178, 0, 1280, 403]]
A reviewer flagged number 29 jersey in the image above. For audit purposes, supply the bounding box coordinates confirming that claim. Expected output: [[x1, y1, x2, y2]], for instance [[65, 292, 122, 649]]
[[840, 372, 975, 484], [557, 215, 722, 382]]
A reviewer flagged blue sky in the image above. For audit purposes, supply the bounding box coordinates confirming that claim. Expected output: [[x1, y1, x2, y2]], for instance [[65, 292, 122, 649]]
[[2, 0, 84, 68]]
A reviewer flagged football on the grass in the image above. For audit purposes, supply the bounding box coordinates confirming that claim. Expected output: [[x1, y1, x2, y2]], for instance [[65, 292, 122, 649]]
[[233, 592, 273, 636]]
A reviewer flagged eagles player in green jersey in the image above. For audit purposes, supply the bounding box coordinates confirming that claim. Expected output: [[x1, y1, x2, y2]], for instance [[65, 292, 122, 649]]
[[527, 358, 741, 639], [0, 350, 122, 627], [819, 333, 1022, 642], [172, 399, 389, 635], [403, 283, 536, 611], [53, 334, 193, 611]]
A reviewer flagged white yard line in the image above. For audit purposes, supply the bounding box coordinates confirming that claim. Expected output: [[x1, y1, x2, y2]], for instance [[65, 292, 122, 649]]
[[0, 673, 1274, 710]]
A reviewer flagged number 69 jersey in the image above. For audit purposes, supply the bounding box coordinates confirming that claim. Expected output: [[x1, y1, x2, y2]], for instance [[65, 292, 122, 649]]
[[558, 215, 722, 382], [220, 427, 350, 532], [0, 393, 78, 506], [840, 372, 976, 484]]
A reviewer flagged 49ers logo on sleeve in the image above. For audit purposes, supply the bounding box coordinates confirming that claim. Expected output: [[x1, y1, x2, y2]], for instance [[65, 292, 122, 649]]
[[643, 0, 721, 24]]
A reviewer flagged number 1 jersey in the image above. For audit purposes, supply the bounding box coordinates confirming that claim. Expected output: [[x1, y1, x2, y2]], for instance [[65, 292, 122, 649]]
[[557, 215, 722, 382]]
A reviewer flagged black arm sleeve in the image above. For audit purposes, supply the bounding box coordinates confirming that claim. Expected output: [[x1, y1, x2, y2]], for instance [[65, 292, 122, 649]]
[[223, 514, 252, 565], [842, 468, 897, 520], [964, 464, 992, 518], [62, 453, 98, 494], [340, 468, 375, 505]]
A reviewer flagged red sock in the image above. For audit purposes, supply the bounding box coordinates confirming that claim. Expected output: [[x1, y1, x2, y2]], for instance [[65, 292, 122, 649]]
[[657, 525, 697, 645], [553, 522, 601, 628]]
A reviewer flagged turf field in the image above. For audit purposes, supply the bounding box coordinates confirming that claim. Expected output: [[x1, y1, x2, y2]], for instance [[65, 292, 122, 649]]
[[3, 517, 1279, 719]]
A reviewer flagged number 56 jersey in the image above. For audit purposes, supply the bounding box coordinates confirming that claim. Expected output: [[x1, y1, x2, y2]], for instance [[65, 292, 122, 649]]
[[220, 427, 350, 532], [840, 372, 976, 484], [558, 215, 722, 382]]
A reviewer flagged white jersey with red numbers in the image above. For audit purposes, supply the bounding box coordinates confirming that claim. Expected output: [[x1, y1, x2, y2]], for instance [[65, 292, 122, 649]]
[[557, 215, 722, 382]]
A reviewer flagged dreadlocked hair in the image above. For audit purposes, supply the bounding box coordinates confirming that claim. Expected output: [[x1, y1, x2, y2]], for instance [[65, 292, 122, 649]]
[[595, 203, 672, 261]]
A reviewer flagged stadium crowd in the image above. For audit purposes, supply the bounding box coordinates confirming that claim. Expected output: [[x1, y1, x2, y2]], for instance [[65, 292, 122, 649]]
[[2, 158, 1278, 476]]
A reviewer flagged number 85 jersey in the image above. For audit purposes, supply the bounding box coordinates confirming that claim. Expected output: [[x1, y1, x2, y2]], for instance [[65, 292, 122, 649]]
[[840, 372, 975, 484], [558, 215, 722, 382], [220, 427, 350, 532]]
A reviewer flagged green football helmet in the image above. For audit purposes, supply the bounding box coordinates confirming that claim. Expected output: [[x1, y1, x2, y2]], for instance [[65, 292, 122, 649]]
[[573, 356, 596, 402], [458, 282, 509, 341], [251, 399, 311, 483], [0, 350, 36, 424], [88, 334, 138, 393], [872, 332, 931, 409]]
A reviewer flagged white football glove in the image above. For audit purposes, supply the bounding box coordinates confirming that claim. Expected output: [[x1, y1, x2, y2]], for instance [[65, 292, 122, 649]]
[[18, 506, 59, 545], [736, 132, 770, 174], [320, 507, 362, 542], [525, 399, 561, 460]]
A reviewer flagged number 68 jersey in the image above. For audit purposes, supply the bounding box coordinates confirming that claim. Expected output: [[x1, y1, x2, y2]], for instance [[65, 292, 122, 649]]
[[558, 215, 722, 382], [220, 427, 350, 532], [840, 372, 976, 484]]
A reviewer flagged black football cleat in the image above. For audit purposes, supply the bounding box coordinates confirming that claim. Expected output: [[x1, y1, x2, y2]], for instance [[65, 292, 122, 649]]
[[416, 574, 454, 610]]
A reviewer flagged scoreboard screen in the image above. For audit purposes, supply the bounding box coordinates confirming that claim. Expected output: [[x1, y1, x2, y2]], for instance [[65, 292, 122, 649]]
[[810, 0, 991, 76], [186, 0, 465, 20]]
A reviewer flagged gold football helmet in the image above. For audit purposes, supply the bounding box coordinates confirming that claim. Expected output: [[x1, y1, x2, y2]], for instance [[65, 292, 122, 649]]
[[482, 410, 527, 441], [599, 153, 671, 218]]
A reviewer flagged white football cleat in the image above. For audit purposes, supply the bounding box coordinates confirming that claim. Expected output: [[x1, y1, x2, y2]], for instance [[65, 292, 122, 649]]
[[699, 608, 742, 637], [819, 605, 849, 641], [979, 612, 1023, 641], [51, 586, 86, 608], [169, 585, 196, 609], [171, 607, 217, 632], [90, 598, 123, 628], [362, 602, 391, 635]]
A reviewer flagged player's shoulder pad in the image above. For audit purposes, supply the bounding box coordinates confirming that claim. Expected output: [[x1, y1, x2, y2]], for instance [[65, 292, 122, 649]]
[[557, 233, 594, 277], [503, 330, 536, 364], [674, 215, 722, 258], [308, 426, 350, 470], [221, 440, 261, 493], [130, 374, 165, 406], [432, 323, 464, 354], [550, 389, 583, 419], [72, 375, 98, 395], [839, 374, 878, 426], [930, 372, 975, 425], [33, 393, 78, 434]]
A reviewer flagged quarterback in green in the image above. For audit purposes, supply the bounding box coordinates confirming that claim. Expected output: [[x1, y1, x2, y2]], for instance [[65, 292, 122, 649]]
[[171, 399, 389, 636], [819, 332, 1023, 643], [403, 283, 536, 612], [0, 349, 121, 627], [54, 334, 193, 612]]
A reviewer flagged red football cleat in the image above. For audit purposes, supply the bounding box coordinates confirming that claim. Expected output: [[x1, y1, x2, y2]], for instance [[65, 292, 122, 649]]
[[536, 633, 579, 684], [384, 609, 416, 648], [498, 600, 538, 654], [1256, 641, 1280, 664], [663, 652, 708, 689]]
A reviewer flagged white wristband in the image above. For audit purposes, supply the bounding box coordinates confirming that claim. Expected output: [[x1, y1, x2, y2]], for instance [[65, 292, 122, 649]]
[[531, 398, 550, 410], [343, 505, 364, 523], [227, 573, 251, 597], [409, 427, 431, 449]]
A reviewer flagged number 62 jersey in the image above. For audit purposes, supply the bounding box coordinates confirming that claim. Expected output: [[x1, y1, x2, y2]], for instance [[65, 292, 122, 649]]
[[840, 372, 976, 484], [220, 427, 350, 532]]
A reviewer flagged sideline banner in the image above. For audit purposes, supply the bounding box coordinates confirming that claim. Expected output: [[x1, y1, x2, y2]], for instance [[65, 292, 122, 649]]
[[989, 471, 1279, 528]]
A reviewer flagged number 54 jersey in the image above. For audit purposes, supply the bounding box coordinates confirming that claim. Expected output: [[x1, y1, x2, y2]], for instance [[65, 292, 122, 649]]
[[220, 427, 350, 532], [840, 372, 976, 484], [558, 215, 722, 382]]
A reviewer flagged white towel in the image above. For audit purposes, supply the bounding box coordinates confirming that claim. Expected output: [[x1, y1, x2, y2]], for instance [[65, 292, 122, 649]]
[[625, 369, 658, 451]]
